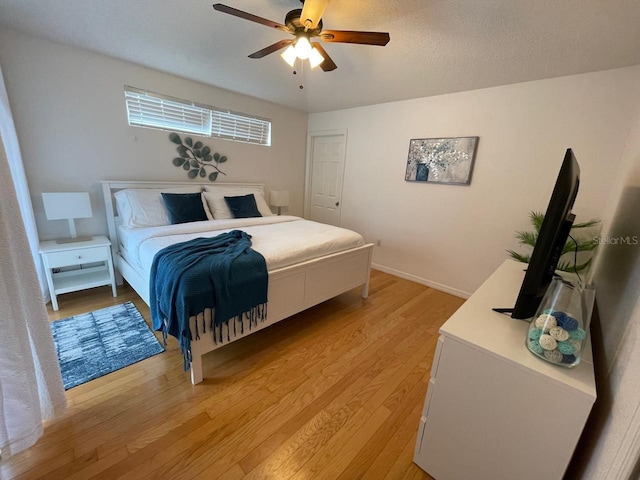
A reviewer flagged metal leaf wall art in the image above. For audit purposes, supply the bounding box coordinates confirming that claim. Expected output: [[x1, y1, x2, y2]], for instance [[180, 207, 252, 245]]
[[169, 133, 227, 181]]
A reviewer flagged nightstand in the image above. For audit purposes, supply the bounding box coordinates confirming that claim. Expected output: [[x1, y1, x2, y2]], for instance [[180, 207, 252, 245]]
[[39, 235, 117, 311]]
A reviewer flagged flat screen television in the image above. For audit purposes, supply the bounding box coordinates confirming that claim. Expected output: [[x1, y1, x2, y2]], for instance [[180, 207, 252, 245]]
[[497, 148, 580, 320]]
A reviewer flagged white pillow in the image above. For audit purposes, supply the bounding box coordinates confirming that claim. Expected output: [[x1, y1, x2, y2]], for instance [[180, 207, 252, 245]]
[[114, 187, 209, 228], [203, 187, 273, 219]]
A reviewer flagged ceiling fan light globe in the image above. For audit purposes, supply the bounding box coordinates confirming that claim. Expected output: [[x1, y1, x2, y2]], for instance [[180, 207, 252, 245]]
[[309, 47, 325, 68], [281, 45, 297, 67], [294, 36, 312, 59]]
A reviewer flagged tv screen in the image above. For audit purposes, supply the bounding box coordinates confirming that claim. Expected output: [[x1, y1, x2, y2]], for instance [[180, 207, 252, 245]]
[[510, 148, 580, 319]]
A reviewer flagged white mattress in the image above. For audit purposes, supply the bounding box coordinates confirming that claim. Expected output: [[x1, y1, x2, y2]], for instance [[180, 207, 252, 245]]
[[117, 215, 365, 278]]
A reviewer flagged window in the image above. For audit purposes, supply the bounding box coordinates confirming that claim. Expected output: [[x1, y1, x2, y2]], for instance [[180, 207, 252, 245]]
[[124, 86, 271, 146], [212, 110, 271, 146], [124, 87, 212, 136]]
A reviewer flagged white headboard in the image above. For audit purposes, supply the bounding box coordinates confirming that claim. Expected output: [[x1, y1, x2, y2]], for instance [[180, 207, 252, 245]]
[[100, 180, 266, 258]]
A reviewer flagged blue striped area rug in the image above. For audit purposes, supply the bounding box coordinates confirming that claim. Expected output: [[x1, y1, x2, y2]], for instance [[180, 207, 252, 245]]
[[51, 302, 164, 390]]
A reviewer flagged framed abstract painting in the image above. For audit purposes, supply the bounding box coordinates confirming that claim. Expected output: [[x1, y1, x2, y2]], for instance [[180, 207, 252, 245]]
[[405, 137, 479, 185]]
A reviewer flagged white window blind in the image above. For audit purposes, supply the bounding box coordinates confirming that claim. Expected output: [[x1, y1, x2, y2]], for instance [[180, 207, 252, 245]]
[[124, 87, 212, 136], [211, 110, 271, 146], [124, 86, 271, 146]]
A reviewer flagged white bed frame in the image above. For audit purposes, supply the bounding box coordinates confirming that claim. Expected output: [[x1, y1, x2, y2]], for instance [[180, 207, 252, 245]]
[[101, 180, 374, 384]]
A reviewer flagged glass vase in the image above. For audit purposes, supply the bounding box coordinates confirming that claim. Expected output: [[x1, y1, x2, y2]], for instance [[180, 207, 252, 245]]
[[525, 277, 595, 367]]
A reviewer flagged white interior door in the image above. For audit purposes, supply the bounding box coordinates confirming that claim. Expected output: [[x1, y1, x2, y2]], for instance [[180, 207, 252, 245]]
[[307, 132, 346, 226]]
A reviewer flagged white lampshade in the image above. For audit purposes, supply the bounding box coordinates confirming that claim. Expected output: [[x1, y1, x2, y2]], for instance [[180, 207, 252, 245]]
[[42, 192, 92, 242], [309, 47, 325, 69], [281, 45, 297, 67], [294, 37, 312, 59], [269, 190, 290, 215], [269, 190, 289, 207], [42, 192, 92, 220]]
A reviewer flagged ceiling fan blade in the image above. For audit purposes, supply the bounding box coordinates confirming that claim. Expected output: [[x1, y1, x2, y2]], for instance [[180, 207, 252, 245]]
[[248, 39, 294, 59], [300, 0, 330, 30], [320, 30, 390, 46], [212, 4, 291, 33], [311, 42, 337, 71]]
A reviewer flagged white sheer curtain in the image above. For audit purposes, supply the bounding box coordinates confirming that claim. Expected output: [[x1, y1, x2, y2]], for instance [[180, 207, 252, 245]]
[[0, 64, 66, 458], [0, 66, 48, 298]]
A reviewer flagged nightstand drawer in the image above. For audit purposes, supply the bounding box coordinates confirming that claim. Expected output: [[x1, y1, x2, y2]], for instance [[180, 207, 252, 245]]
[[46, 246, 108, 268]]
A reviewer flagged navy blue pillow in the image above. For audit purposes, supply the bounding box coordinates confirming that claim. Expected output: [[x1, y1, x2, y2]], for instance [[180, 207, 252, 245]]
[[161, 192, 208, 224], [224, 194, 262, 218]]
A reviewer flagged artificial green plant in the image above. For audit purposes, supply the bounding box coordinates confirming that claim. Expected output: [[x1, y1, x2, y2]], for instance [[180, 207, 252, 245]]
[[507, 211, 600, 272]]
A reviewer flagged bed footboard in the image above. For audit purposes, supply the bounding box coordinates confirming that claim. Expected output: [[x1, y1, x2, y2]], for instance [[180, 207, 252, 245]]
[[114, 242, 373, 384], [186, 243, 373, 384]]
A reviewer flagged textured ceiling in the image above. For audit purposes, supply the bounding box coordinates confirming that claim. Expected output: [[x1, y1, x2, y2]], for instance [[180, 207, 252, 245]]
[[1, 0, 640, 113]]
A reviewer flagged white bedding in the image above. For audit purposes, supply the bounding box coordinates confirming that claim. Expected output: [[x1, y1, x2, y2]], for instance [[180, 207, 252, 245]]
[[117, 215, 365, 277]]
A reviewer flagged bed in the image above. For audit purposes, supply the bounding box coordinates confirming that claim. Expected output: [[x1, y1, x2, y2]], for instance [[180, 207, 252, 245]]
[[101, 180, 374, 384]]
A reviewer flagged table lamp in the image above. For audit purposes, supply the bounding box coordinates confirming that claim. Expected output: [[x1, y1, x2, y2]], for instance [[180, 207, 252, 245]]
[[269, 190, 289, 215], [42, 192, 93, 243]]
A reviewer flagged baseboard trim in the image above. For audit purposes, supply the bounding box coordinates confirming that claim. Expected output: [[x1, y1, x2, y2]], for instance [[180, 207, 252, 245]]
[[372, 263, 471, 299]]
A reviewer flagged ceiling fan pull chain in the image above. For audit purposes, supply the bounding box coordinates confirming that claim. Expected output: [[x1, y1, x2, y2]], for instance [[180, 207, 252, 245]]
[[290, 58, 304, 89], [299, 58, 305, 89]]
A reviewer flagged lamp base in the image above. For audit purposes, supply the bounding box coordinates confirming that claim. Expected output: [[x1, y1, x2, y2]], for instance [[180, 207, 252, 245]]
[[55, 236, 93, 244]]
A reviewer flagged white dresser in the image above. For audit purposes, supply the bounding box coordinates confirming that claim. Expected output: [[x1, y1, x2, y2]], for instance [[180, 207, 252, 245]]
[[414, 260, 596, 480]]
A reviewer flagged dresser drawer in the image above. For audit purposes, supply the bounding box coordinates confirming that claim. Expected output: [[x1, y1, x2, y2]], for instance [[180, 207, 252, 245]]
[[421, 378, 436, 417], [46, 246, 109, 268], [430, 335, 445, 380]]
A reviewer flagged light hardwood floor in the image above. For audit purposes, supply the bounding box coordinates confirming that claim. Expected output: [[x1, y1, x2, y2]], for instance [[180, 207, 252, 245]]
[[1, 270, 464, 479]]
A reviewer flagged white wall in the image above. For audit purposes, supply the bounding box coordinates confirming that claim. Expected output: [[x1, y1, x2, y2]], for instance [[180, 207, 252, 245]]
[[309, 67, 640, 478], [308, 67, 640, 297], [567, 110, 640, 479], [0, 28, 308, 240]]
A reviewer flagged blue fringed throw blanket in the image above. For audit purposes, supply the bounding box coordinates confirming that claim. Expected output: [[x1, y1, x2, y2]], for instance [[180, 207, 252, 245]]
[[149, 230, 268, 368]]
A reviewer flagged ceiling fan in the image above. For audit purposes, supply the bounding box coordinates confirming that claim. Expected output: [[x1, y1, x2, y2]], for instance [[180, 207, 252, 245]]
[[212, 0, 390, 72]]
